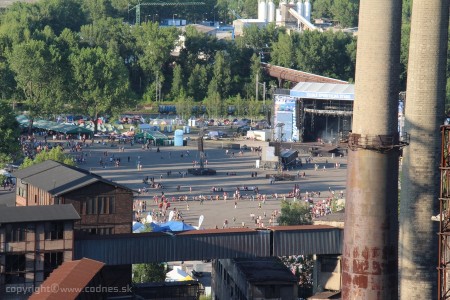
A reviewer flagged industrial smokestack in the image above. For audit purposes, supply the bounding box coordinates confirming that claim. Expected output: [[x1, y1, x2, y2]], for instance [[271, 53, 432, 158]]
[[342, 0, 402, 299], [399, 0, 449, 299]]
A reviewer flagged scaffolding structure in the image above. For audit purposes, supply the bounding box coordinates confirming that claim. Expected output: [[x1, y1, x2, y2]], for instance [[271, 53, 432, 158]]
[[439, 125, 450, 299]]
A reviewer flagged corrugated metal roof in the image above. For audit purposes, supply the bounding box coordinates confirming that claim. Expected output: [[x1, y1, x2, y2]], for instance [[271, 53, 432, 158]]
[[290, 82, 354, 100], [0, 204, 80, 223], [14, 160, 133, 196], [75, 229, 271, 264], [74, 226, 343, 264], [29, 258, 104, 300], [271, 226, 343, 256]]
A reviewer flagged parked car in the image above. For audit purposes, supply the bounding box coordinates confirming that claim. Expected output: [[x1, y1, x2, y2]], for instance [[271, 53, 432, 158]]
[[237, 125, 252, 134]]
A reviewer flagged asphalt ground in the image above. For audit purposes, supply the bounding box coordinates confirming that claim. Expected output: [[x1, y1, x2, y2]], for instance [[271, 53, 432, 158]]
[[0, 137, 348, 230]]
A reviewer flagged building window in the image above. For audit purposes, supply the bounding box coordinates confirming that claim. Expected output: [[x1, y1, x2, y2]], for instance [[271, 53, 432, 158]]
[[45, 222, 64, 240], [85, 196, 115, 215], [82, 227, 113, 235], [5, 254, 26, 284], [44, 252, 63, 279], [6, 224, 26, 242], [109, 197, 115, 214], [321, 258, 339, 273]]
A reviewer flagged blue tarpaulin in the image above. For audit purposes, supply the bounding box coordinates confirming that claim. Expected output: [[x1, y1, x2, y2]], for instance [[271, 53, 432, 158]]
[[151, 221, 195, 232]]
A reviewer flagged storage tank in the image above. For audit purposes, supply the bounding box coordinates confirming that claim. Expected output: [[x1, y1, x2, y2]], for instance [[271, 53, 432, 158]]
[[297, 0, 304, 17], [258, 0, 267, 21], [304, 0, 311, 22], [267, 0, 275, 22], [174, 129, 184, 146]]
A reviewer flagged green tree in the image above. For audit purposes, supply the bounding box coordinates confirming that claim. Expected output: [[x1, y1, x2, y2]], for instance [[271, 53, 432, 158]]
[[170, 64, 185, 98], [134, 22, 179, 98], [187, 64, 208, 101], [179, 25, 223, 72], [175, 91, 194, 120], [8, 39, 66, 129], [229, 94, 246, 118], [311, 0, 333, 20], [277, 200, 312, 226], [70, 46, 130, 132], [204, 90, 223, 118], [295, 30, 354, 80], [38, 0, 86, 35], [250, 53, 262, 99], [0, 101, 20, 167], [132, 263, 167, 283], [270, 33, 295, 68], [208, 51, 231, 100], [330, 0, 359, 28], [0, 52, 16, 101], [247, 98, 262, 120], [20, 146, 75, 169], [81, 0, 114, 23]]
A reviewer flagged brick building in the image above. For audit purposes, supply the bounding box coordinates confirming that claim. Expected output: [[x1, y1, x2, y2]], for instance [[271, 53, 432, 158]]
[[14, 160, 134, 235], [0, 205, 80, 298]]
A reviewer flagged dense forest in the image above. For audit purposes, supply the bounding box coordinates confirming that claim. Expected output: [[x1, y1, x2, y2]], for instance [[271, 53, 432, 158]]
[[1, 0, 444, 124]]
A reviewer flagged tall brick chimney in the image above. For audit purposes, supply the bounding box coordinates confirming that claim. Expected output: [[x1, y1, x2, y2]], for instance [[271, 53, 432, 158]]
[[342, 1, 402, 299]]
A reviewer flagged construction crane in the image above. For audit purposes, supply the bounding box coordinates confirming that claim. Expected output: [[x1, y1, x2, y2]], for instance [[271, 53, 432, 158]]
[[128, 1, 205, 25]]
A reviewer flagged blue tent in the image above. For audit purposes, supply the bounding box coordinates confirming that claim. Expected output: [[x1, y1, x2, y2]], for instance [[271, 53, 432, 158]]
[[152, 221, 195, 232], [133, 222, 145, 233]]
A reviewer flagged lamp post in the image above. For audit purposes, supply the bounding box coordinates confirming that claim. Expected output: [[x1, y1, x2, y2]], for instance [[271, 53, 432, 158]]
[[153, 14, 158, 22], [172, 14, 177, 26]]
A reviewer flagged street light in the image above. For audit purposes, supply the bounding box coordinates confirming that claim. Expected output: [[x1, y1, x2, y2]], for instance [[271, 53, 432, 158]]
[[153, 14, 158, 22], [173, 14, 177, 26]]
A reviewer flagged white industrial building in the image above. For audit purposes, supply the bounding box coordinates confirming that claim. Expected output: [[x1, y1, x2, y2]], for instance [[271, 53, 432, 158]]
[[233, 0, 316, 36]]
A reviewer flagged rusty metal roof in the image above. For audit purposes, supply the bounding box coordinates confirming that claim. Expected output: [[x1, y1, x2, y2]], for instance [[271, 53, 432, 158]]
[[262, 63, 348, 84], [29, 258, 104, 300]]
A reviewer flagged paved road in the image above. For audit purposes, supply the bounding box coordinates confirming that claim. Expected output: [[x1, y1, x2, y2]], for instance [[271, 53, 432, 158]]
[[0, 138, 348, 229]]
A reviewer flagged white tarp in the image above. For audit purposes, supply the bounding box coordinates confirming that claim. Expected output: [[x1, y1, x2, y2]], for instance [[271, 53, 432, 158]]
[[165, 266, 194, 282]]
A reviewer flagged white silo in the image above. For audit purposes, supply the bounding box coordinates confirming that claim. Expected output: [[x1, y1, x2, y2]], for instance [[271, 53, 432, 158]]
[[267, 0, 275, 22], [297, 0, 304, 18], [304, 0, 311, 22], [258, 0, 267, 21]]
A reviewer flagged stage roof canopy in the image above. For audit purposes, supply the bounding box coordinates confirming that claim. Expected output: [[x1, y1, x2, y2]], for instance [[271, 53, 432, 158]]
[[290, 82, 354, 100]]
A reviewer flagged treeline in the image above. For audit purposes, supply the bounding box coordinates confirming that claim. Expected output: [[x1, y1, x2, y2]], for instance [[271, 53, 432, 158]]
[[0, 0, 358, 122]]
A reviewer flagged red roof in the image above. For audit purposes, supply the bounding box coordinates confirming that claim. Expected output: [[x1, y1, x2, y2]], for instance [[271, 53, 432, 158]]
[[30, 258, 104, 300]]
